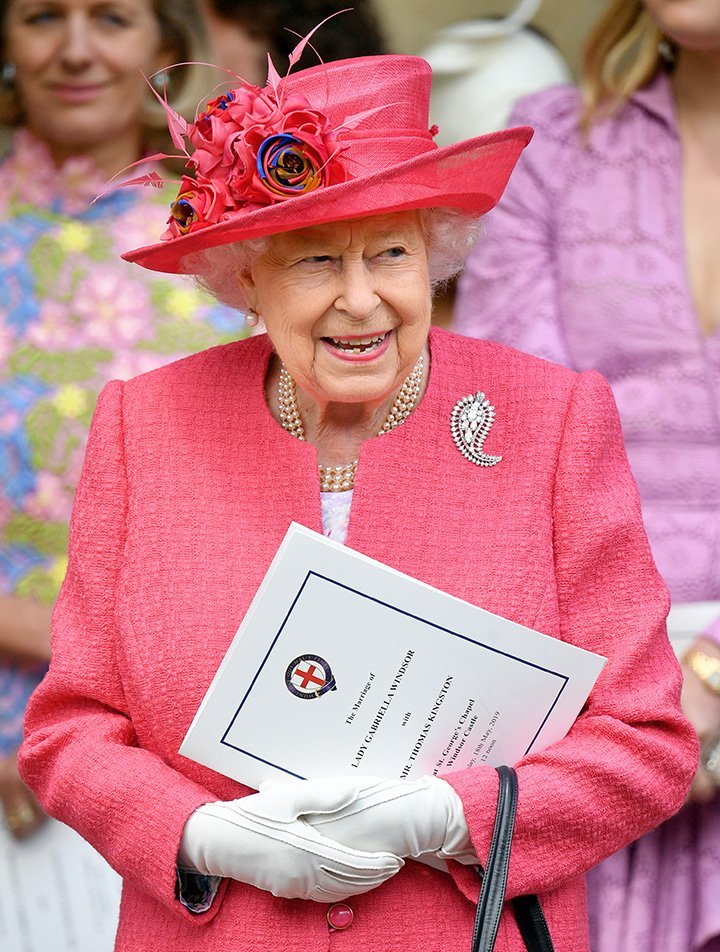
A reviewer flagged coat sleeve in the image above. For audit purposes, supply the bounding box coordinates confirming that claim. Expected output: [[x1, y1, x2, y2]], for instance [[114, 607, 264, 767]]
[[18, 380, 227, 923], [443, 370, 698, 899], [453, 91, 572, 366]]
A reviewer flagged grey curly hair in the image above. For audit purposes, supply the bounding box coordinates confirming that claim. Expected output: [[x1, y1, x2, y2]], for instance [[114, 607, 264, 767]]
[[180, 208, 481, 312]]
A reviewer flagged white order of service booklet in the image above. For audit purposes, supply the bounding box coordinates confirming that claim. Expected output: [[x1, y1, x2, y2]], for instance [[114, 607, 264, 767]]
[[181, 524, 606, 789]]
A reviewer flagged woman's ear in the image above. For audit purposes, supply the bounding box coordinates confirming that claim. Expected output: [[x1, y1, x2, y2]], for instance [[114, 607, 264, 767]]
[[237, 269, 258, 310]]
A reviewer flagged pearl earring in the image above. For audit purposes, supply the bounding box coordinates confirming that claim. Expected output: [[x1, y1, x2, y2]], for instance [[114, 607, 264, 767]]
[[245, 307, 260, 327], [1, 63, 16, 86]]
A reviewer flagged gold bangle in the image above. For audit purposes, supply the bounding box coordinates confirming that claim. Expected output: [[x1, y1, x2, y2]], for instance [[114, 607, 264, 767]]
[[684, 649, 720, 697]]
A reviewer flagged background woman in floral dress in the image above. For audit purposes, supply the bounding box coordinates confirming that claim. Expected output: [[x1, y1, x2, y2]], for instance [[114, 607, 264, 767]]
[[0, 0, 248, 838]]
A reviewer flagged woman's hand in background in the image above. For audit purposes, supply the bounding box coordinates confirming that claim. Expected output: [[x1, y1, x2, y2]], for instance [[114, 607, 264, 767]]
[[0, 749, 46, 840], [681, 636, 720, 803], [0, 595, 52, 665], [0, 595, 51, 838]]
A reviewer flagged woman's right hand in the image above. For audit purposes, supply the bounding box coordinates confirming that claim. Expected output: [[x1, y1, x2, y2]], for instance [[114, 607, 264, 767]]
[[178, 778, 403, 901], [302, 774, 477, 863], [0, 749, 46, 839]]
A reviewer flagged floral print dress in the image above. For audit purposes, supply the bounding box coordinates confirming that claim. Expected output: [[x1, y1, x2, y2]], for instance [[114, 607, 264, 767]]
[[0, 130, 247, 755]]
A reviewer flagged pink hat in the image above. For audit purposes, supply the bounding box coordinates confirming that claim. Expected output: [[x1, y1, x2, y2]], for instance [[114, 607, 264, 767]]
[[123, 54, 532, 274]]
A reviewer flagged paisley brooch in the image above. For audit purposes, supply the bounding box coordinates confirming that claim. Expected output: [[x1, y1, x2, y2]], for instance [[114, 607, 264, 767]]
[[450, 392, 502, 467]]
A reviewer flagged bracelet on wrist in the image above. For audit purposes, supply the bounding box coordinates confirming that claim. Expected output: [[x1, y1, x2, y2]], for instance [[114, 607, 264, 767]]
[[701, 731, 720, 786], [684, 648, 720, 697]]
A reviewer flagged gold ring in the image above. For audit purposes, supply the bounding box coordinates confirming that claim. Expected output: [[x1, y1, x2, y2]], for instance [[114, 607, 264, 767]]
[[5, 802, 37, 831]]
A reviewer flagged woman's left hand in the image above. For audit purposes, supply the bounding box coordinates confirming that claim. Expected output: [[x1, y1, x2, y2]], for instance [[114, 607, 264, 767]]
[[283, 774, 476, 863], [0, 749, 46, 840], [681, 637, 720, 803]]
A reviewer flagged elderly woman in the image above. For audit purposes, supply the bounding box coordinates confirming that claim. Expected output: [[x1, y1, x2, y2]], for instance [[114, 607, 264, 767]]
[[19, 46, 696, 952]]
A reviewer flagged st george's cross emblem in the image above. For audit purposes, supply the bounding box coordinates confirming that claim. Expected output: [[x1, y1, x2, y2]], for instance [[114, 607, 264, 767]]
[[285, 654, 337, 700]]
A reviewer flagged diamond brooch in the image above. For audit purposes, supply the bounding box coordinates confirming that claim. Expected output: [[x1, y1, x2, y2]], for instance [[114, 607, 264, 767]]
[[450, 392, 502, 467]]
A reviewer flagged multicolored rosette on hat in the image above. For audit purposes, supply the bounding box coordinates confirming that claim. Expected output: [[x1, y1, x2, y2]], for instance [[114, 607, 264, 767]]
[[256, 133, 323, 198], [168, 177, 229, 235]]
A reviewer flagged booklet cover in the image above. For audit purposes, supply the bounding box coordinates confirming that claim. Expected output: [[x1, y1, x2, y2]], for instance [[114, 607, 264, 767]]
[[181, 524, 606, 790]]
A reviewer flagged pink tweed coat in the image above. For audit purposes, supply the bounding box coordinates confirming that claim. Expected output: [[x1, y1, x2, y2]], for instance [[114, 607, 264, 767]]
[[20, 328, 696, 952]]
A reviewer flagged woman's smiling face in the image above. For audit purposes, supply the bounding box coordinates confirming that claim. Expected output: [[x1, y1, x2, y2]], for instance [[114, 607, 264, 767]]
[[4, 0, 166, 156], [239, 212, 433, 409]]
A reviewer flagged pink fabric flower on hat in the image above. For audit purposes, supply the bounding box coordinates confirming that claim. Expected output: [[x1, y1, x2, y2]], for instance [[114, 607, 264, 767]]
[[163, 85, 346, 239], [167, 176, 231, 236]]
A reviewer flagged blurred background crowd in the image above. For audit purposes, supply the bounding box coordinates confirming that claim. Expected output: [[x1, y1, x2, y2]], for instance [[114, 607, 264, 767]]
[[1, 2, 719, 951]]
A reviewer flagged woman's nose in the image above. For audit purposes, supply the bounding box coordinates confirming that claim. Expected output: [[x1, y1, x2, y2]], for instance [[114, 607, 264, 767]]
[[334, 262, 380, 321], [59, 15, 95, 70]]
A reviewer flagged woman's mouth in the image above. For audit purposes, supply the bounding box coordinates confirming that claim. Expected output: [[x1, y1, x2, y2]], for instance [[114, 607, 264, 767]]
[[323, 332, 389, 356], [50, 83, 108, 104]]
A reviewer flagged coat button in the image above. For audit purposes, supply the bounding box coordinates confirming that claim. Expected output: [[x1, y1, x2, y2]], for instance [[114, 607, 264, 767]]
[[327, 902, 354, 930]]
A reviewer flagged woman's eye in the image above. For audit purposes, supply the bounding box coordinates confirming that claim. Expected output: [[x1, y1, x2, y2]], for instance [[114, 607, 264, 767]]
[[22, 6, 129, 27], [97, 9, 131, 27], [25, 10, 58, 25], [303, 255, 333, 264]]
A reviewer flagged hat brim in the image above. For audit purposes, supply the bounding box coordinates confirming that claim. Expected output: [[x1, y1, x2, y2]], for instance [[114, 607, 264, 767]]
[[123, 125, 533, 274]]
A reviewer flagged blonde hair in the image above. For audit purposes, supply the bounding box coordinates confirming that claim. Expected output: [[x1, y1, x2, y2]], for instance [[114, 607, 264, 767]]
[[581, 0, 665, 133], [0, 0, 211, 149]]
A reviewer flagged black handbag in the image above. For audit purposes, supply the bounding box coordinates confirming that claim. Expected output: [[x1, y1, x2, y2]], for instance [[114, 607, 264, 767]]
[[471, 766, 555, 952]]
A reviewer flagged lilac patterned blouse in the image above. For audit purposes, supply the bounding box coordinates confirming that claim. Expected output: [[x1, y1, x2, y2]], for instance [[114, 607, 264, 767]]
[[456, 72, 720, 628], [454, 73, 720, 952]]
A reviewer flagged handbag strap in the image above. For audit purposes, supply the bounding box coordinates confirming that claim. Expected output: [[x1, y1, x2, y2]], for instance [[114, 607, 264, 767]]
[[470, 766, 555, 952], [512, 895, 555, 952], [471, 765, 518, 952]]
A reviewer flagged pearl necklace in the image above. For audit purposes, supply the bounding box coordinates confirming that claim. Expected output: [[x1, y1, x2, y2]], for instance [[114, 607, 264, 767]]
[[278, 355, 425, 492]]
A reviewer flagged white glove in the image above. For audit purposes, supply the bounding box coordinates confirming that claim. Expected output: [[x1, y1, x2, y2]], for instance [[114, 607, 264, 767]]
[[302, 775, 478, 864], [178, 778, 404, 901]]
